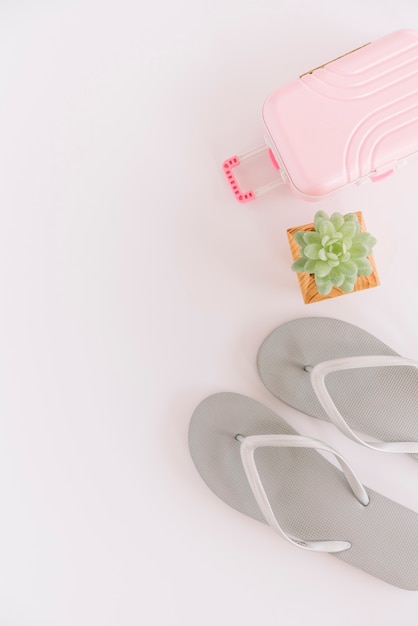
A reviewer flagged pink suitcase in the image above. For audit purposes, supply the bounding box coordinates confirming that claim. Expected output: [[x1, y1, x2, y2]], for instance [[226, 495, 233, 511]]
[[223, 29, 418, 203]]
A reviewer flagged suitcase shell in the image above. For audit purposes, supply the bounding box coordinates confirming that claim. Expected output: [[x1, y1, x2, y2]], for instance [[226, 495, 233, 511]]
[[224, 29, 418, 203]]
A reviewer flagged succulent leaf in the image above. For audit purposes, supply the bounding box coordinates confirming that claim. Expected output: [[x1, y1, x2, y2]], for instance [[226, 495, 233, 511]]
[[340, 260, 358, 276], [350, 242, 370, 258], [326, 252, 339, 261], [303, 231, 321, 245], [328, 267, 345, 287], [318, 220, 335, 237], [314, 260, 332, 277], [304, 259, 317, 273], [330, 212, 345, 229], [314, 211, 329, 230], [356, 257, 372, 276], [293, 230, 305, 246], [344, 213, 358, 223], [340, 280, 355, 293], [355, 232, 377, 248], [315, 276, 333, 295], [304, 243, 322, 259], [339, 221, 357, 238], [291, 257, 308, 272]]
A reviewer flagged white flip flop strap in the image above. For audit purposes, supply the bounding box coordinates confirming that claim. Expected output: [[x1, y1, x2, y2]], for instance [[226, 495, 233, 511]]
[[310, 355, 418, 453], [238, 433, 369, 554]]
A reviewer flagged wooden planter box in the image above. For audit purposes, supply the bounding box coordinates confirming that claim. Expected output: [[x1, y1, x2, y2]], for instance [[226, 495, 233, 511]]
[[287, 212, 380, 304]]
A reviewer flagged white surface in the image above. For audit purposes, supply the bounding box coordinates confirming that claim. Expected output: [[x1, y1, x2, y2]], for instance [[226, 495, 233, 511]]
[[1, 1, 418, 624]]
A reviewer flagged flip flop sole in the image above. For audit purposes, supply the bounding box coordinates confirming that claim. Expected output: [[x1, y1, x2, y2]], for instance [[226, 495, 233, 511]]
[[189, 393, 418, 589], [257, 317, 418, 452]]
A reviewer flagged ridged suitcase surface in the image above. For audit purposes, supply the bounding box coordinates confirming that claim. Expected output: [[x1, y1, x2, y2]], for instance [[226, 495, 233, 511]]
[[263, 29, 418, 200]]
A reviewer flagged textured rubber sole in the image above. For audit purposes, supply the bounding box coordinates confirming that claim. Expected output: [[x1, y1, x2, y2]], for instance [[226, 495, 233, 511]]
[[189, 393, 418, 589]]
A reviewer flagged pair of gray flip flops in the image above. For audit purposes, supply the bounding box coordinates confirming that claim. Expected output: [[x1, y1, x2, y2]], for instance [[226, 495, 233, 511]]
[[189, 317, 418, 590]]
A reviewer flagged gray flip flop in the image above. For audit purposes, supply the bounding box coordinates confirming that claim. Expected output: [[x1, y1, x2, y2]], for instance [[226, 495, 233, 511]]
[[189, 393, 418, 589], [257, 317, 418, 455]]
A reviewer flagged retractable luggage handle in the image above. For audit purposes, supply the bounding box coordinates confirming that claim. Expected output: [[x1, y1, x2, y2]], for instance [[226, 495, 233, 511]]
[[222, 144, 284, 204]]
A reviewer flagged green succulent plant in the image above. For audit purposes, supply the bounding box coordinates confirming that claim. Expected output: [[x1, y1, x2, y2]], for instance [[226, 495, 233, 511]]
[[291, 211, 377, 295]]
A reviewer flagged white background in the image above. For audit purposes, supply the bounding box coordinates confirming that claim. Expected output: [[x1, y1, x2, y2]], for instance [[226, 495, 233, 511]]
[[1, 1, 418, 624]]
